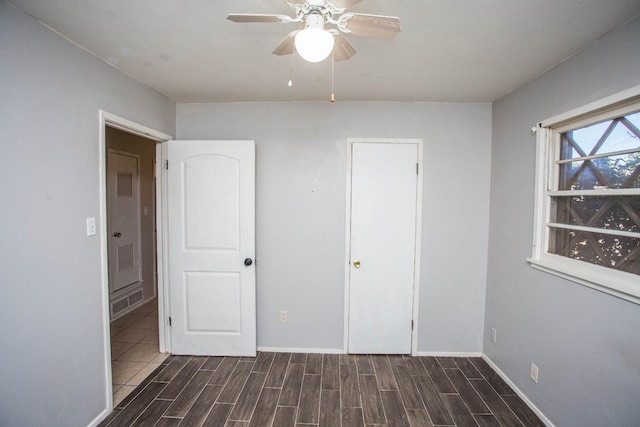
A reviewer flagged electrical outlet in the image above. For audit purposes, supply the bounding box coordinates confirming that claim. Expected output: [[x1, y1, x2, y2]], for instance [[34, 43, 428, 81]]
[[530, 363, 539, 383], [490, 328, 497, 343], [279, 310, 288, 323]]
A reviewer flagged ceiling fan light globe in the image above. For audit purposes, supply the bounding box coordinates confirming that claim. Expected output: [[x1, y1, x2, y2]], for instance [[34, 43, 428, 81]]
[[295, 28, 335, 63]]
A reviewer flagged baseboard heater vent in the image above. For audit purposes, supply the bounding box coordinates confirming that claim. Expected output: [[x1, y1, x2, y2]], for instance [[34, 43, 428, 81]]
[[110, 286, 144, 319]]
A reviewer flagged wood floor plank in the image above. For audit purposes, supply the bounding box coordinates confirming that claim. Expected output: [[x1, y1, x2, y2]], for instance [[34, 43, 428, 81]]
[[405, 409, 434, 427], [201, 356, 224, 371], [249, 387, 281, 426], [502, 395, 545, 426], [153, 356, 190, 382], [319, 390, 341, 427], [380, 391, 411, 427], [305, 353, 322, 374], [321, 354, 340, 390], [158, 357, 206, 399], [442, 394, 478, 427], [436, 357, 457, 369], [290, 353, 307, 364], [392, 365, 424, 410], [474, 414, 503, 427], [164, 369, 213, 417], [108, 381, 167, 426], [179, 384, 223, 427], [229, 372, 268, 421], [218, 361, 255, 403], [469, 358, 514, 395], [296, 374, 321, 424], [356, 355, 375, 374], [419, 357, 456, 393], [445, 368, 490, 414], [470, 379, 524, 427], [340, 364, 362, 408], [272, 406, 297, 427], [253, 352, 276, 373], [266, 352, 291, 388], [405, 356, 429, 377], [456, 357, 483, 379], [359, 375, 386, 424], [342, 407, 365, 427], [279, 363, 305, 406], [208, 356, 239, 385], [340, 354, 356, 365], [201, 403, 233, 427], [413, 375, 454, 426], [388, 355, 407, 367], [130, 399, 172, 427], [154, 417, 182, 427], [372, 355, 398, 391]]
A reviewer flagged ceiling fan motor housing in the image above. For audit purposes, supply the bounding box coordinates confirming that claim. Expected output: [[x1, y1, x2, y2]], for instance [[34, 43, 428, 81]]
[[305, 12, 325, 29]]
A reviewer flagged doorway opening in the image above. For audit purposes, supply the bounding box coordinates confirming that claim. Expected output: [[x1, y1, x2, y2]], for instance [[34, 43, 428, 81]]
[[99, 111, 172, 409]]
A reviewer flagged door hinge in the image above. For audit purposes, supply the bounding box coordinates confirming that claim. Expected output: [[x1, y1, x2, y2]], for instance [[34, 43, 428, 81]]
[[168, 316, 172, 327], [165, 160, 169, 170], [416, 163, 419, 175], [411, 320, 414, 330]]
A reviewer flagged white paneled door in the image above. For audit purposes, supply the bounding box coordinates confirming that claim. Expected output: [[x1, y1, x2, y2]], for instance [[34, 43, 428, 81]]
[[167, 140, 256, 356], [348, 140, 420, 354], [107, 151, 142, 293]]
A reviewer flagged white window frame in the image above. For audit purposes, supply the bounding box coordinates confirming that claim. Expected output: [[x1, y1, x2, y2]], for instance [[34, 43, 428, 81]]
[[528, 85, 640, 304]]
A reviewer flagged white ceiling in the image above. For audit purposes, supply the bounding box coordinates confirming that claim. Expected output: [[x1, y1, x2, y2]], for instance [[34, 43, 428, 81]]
[[10, 0, 640, 103]]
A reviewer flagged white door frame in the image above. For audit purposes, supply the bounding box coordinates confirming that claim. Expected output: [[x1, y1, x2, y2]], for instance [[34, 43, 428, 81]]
[[98, 111, 173, 410], [343, 138, 424, 356]]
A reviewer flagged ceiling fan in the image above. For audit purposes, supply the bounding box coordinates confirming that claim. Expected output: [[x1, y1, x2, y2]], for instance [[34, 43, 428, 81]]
[[227, 0, 401, 63]]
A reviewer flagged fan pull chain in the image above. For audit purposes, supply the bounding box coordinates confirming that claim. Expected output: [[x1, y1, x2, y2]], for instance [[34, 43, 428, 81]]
[[330, 50, 335, 102], [288, 42, 295, 87]]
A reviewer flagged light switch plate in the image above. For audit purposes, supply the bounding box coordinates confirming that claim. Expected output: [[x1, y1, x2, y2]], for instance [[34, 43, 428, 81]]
[[86, 217, 96, 236]]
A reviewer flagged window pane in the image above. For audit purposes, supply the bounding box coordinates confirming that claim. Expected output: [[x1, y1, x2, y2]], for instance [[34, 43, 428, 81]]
[[565, 113, 640, 158], [550, 196, 640, 233], [549, 228, 640, 275], [558, 153, 640, 190]]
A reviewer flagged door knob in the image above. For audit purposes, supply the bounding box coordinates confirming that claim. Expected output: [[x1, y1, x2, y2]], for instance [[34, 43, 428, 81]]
[[244, 258, 253, 266], [113, 232, 122, 238], [353, 260, 361, 268]]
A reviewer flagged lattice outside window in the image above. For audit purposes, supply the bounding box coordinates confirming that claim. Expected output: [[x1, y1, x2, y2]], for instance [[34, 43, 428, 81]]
[[529, 88, 640, 303], [550, 112, 640, 274]]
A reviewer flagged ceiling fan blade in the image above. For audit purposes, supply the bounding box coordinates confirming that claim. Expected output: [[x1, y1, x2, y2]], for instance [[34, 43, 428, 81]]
[[339, 13, 400, 39], [272, 31, 299, 56], [330, 0, 364, 10], [227, 14, 292, 24], [332, 33, 357, 61]]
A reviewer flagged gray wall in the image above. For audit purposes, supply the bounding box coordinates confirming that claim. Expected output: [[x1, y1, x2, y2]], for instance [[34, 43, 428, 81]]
[[177, 101, 492, 353], [107, 127, 158, 307], [0, 2, 175, 426], [485, 15, 640, 426]]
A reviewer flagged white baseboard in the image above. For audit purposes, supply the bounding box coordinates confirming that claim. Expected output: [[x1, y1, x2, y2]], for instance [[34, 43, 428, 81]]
[[257, 346, 344, 354], [482, 355, 554, 427], [87, 408, 110, 427], [414, 351, 483, 357]]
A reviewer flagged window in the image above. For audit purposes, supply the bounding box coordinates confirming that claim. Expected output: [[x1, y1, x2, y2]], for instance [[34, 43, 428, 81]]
[[529, 87, 640, 303]]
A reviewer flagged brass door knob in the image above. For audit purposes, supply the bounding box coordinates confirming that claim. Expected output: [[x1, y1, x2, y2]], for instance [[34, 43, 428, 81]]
[[353, 260, 361, 268]]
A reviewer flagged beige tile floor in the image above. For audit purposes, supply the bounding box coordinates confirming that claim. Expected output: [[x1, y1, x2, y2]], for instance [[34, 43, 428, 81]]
[[109, 298, 169, 406]]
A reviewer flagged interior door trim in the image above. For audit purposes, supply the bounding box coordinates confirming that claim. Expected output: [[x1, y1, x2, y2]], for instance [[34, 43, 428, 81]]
[[343, 138, 424, 356], [98, 110, 173, 411]]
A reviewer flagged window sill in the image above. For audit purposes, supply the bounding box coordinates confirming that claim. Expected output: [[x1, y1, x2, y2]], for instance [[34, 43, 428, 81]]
[[527, 256, 640, 305]]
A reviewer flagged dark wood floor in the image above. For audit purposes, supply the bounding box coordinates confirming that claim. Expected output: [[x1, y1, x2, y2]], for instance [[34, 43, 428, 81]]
[[99, 353, 544, 427]]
